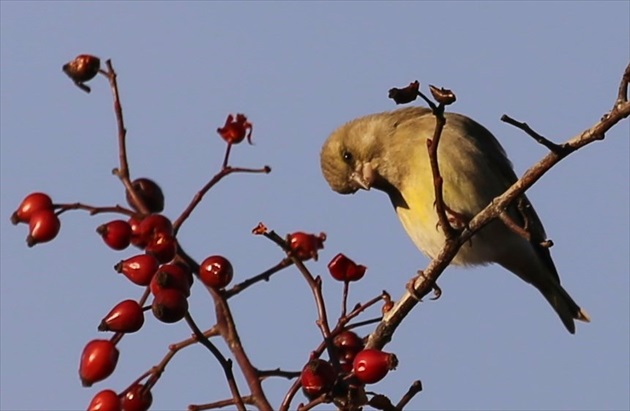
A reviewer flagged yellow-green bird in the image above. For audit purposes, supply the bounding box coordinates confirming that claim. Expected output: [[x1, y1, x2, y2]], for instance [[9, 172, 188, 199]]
[[320, 106, 590, 333]]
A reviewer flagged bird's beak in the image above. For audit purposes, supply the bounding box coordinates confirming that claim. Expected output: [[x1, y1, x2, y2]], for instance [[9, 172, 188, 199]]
[[350, 162, 375, 191]]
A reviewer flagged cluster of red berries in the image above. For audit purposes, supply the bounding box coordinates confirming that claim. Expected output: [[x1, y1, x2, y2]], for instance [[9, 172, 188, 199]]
[[11, 192, 60, 246], [300, 330, 398, 401], [13, 178, 237, 411], [290, 249, 397, 400]]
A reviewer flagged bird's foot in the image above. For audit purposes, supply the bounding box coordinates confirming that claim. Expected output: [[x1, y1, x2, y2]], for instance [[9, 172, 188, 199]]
[[444, 205, 469, 230], [406, 270, 442, 301]]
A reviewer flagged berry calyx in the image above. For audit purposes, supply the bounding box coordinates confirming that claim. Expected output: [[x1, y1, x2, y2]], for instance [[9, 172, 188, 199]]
[[352, 349, 398, 384], [12, 192, 53, 224], [300, 359, 336, 399], [199, 255, 233, 289], [98, 299, 144, 333], [327, 253, 367, 282], [217, 113, 253, 145], [287, 231, 326, 261], [97, 220, 132, 250], [115, 254, 159, 286], [26, 209, 60, 247], [79, 339, 120, 387]]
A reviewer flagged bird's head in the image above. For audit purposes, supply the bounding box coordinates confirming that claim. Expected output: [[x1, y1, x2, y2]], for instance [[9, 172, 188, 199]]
[[319, 114, 388, 194]]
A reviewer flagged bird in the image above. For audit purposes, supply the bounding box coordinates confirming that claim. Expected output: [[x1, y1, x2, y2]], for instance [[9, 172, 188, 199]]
[[320, 106, 590, 333]]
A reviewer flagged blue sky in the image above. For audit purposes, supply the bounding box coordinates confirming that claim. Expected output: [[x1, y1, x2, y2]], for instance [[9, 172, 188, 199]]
[[1, 2, 628, 410]]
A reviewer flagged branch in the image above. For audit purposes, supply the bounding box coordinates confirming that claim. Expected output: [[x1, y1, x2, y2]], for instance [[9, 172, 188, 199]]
[[101, 60, 149, 215]]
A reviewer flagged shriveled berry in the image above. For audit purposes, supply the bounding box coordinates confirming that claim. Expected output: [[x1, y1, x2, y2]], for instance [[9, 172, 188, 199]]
[[79, 339, 119, 387], [62, 54, 101, 83], [150, 263, 192, 297], [145, 231, 177, 263], [115, 254, 159, 286], [287, 231, 326, 261], [300, 359, 336, 399], [97, 220, 132, 250], [152, 289, 188, 323], [126, 178, 164, 213], [87, 389, 121, 411], [328, 253, 366, 282], [26, 209, 60, 247], [199, 255, 233, 289], [352, 349, 398, 384], [12, 192, 53, 224], [120, 384, 152, 411], [98, 300, 144, 333]]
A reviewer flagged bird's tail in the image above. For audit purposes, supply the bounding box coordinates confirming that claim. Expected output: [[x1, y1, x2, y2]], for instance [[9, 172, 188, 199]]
[[497, 248, 590, 334], [539, 280, 590, 334]]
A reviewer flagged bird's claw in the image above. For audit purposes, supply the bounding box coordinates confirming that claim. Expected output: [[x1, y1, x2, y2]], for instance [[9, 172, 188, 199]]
[[406, 271, 442, 301]]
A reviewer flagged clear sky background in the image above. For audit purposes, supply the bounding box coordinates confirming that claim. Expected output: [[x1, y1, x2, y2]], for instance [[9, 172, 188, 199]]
[[1, 2, 628, 411]]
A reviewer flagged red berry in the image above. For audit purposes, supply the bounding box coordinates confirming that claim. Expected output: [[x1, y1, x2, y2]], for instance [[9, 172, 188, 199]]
[[216, 113, 253, 145], [98, 300, 144, 333], [97, 220, 132, 250], [126, 178, 164, 213], [150, 263, 192, 297], [120, 384, 152, 411], [87, 389, 121, 411], [287, 231, 326, 261], [199, 255, 233, 289], [145, 231, 177, 263], [327, 253, 367, 282], [152, 289, 188, 323], [62, 54, 101, 83], [26, 209, 60, 247], [300, 359, 336, 399], [115, 254, 159, 286], [12, 192, 53, 224], [352, 349, 398, 384], [79, 339, 120, 387], [128, 216, 148, 249], [138, 214, 173, 242], [333, 331, 364, 363]]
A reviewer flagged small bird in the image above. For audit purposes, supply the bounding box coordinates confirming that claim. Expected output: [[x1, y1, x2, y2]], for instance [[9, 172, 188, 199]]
[[320, 106, 590, 333]]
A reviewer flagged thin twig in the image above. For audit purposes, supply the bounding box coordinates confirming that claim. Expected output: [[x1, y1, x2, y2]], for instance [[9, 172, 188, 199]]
[[500, 114, 565, 154], [184, 313, 247, 411], [258, 368, 301, 381], [54, 202, 135, 217], [224, 257, 293, 298], [188, 395, 255, 411], [102, 60, 149, 215], [173, 163, 271, 234], [395, 380, 423, 410]]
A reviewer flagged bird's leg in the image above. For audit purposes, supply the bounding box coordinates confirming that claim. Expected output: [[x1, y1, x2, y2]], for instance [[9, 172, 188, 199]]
[[444, 204, 468, 230], [433, 201, 469, 231], [405, 270, 442, 301]]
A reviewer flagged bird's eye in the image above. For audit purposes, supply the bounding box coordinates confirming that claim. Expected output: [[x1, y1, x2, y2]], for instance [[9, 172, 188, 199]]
[[342, 150, 353, 163]]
